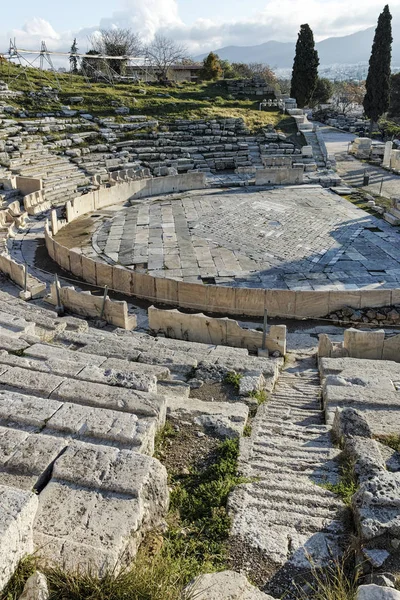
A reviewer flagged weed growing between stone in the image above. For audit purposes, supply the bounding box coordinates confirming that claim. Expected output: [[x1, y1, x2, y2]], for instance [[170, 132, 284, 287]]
[[249, 389, 268, 405], [0, 555, 37, 600], [297, 555, 359, 600], [223, 371, 242, 390], [375, 433, 400, 452], [321, 456, 358, 506]]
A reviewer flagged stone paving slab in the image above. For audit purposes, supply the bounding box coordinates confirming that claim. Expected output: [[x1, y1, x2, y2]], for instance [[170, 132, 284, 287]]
[[86, 187, 400, 290]]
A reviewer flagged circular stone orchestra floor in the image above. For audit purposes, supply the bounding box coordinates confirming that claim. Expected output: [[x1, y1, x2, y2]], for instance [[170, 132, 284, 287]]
[[89, 187, 400, 291]]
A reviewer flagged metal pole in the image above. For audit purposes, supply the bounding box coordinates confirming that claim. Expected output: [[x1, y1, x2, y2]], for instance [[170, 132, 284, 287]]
[[379, 177, 384, 196], [24, 262, 28, 293], [99, 285, 108, 320], [262, 309, 268, 350], [54, 274, 64, 315]]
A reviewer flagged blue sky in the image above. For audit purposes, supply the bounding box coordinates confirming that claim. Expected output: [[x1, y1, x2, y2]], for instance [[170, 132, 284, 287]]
[[1, 0, 399, 55]]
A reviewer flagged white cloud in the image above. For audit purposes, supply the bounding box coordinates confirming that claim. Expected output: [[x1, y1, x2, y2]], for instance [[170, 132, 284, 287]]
[[1, 0, 399, 61]]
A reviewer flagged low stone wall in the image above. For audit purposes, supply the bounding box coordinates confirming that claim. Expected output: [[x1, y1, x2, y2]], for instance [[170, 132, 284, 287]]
[[318, 327, 400, 362], [148, 306, 286, 355], [65, 173, 206, 224], [0, 176, 42, 195], [0, 252, 46, 299], [46, 282, 137, 329], [45, 174, 400, 320], [44, 225, 400, 319], [255, 166, 304, 185]]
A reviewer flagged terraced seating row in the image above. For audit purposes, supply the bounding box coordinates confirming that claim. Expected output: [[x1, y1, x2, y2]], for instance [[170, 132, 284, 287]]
[[0, 282, 281, 586]]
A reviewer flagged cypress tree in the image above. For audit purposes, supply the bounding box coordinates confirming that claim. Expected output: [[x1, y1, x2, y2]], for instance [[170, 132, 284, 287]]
[[69, 39, 79, 74], [290, 24, 319, 108], [363, 5, 392, 131]]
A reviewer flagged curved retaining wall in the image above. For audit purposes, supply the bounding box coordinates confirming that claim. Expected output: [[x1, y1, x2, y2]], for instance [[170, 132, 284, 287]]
[[45, 175, 400, 319]]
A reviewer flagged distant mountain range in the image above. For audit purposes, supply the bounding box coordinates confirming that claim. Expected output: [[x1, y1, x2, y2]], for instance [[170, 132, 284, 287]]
[[194, 26, 400, 69]]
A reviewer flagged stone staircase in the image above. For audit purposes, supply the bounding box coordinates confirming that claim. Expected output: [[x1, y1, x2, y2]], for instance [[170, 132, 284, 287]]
[[303, 130, 327, 168], [229, 354, 347, 598], [6, 140, 90, 205]]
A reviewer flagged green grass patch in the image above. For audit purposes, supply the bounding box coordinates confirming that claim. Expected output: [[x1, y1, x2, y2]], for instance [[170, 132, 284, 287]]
[[243, 424, 252, 437], [0, 63, 298, 135], [320, 457, 357, 506], [0, 556, 37, 600], [224, 371, 242, 390], [249, 390, 268, 405], [154, 421, 177, 459], [344, 191, 392, 219], [375, 434, 400, 452], [296, 555, 359, 600]]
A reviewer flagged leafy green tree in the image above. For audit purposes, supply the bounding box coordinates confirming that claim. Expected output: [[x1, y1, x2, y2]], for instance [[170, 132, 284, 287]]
[[312, 77, 333, 105], [389, 72, 400, 120], [220, 59, 236, 79], [201, 52, 223, 81], [363, 5, 393, 131], [290, 24, 319, 108], [69, 38, 79, 74]]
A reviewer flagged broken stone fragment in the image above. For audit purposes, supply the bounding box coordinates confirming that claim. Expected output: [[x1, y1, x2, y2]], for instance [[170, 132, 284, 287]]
[[18, 572, 49, 600], [184, 570, 277, 599], [356, 584, 400, 599]]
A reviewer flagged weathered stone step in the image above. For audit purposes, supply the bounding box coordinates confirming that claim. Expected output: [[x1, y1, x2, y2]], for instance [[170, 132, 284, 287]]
[[238, 497, 344, 534], [0, 390, 157, 454], [0, 366, 166, 423]]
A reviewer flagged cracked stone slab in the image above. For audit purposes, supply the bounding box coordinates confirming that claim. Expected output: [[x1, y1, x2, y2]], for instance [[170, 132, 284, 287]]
[[34, 442, 169, 574]]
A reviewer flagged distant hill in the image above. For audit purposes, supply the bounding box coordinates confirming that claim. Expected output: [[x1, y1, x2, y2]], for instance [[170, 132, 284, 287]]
[[194, 26, 400, 69]]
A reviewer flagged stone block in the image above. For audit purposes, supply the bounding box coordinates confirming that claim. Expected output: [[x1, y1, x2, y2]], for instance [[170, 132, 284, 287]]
[[206, 285, 236, 315], [54, 244, 70, 273], [178, 282, 207, 310], [184, 571, 275, 599], [343, 328, 385, 360], [360, 290, 392, 309], [132, 272, 156, 301], [356, 585, 400, 600], [112, 266, 132, 295], [19, 572, 49, 600], [265, 290, 296, 318], [155, 277, 178, 304], [25, 343, 106, 366], [50, 378, 166, 424], [234, 288, 266, 317], [295, 291, 330, 318], [382, 334, 400, 362], [0, 390, 62, 428], [45, 402, 157, 454], [81, 255, 97, 285], [0, 485, 38, 591], [69, 251, 83, 279], [328, 291, 361, 313], [391, 289, 400, 305], [34, 443, 169, 574], [95, 262, 113, 288], [0, 366, 65, 398]]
